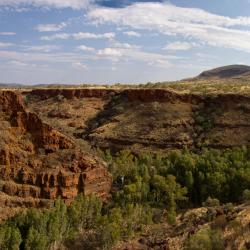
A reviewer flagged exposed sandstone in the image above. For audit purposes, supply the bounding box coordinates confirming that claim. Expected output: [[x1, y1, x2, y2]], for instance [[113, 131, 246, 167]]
[[0, 90, 112, 220]]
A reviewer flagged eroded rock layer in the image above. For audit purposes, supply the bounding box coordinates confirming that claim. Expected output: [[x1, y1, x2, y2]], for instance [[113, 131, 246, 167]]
[[25, 88, 250, 153], [0, 90, 112, 221]]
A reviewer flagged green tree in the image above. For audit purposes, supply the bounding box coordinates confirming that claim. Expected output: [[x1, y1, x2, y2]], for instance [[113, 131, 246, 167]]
[[25, 227, 48, 250], [0, 225, 22, 250], [68, 194, 102, 232], [47, 197, 69, 248], [186, 228, 224, 250]]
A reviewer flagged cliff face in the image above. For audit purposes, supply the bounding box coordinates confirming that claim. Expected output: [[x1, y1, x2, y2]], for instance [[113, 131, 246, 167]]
[[0, 90, 112, 221], [2, 87, 250, 220], [26, 88, 250, 153]]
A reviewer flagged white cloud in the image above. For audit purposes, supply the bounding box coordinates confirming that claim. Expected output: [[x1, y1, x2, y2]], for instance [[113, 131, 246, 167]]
[[41, 32, 115, 41], [88, 2, 250, 53], [98, 48, 123, 57], [0, 42, 13, 48], [41, 33, 70, 41], [78, 45, 95, 52], [123, 31, 141, 37], [96, 44, 174, 68], [0, 0, 91, 9], [112, 41, 140, 49], [164, 42, 198, 51], [22, 45, 61, 52], [148, 59, 172, 69], [73, 32, 115, 40], [35, 23, 66, 32], [72, 62, 87, 70], [0, 32, 16, 36]]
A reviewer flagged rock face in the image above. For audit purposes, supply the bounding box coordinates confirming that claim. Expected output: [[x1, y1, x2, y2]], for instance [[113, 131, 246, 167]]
[[25, 88, 250, 153], [0, 90, 112, 221]]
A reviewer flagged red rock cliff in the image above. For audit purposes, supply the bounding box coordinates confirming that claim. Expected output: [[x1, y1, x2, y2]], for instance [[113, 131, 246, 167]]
[[0, 90, 112, 220]]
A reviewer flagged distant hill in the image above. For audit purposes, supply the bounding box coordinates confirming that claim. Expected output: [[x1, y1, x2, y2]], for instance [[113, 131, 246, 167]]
[[0, 83, 25, 88], [197, 65, 250, 79]]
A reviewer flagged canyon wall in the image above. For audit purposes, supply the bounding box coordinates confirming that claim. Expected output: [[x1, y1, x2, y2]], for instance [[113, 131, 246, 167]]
[[27, 88, 250, 152], [2, 87, 250, 220], [0, 90, 112, 221]]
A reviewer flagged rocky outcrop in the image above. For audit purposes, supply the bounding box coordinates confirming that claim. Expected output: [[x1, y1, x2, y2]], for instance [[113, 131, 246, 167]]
[[25, 88, 250, 152], [30, 88, 118, 100], [0, 153, 111, 200], [123, 88, 202, 103], [0, 90, 112, 220]]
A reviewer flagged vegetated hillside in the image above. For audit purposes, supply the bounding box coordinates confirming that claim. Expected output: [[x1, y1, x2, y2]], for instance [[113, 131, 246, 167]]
[[143, 65, 250, 94], [25, 88, 250, 153], [197, 65, 250, 79]]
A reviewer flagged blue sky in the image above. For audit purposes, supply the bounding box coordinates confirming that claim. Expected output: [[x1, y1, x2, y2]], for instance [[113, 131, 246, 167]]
[[1, 0, 250, 84]]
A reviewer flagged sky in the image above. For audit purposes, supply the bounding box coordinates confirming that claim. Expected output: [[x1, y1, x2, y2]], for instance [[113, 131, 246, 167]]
[[1, 0, 250, 84]]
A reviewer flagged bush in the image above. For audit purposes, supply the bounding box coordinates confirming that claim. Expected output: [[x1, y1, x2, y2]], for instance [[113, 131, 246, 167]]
[[242, 189, 250, 202], [0, 225, 22, 250], [202, 197, 220, 207], [185, 228, 224, 250]]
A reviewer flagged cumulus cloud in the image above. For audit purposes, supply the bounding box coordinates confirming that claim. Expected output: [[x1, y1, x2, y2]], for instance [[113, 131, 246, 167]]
[[98, 48, 123, 57], [35, 23, 67, 32], [73, 32, 115, 40], [123, 31, 141, 37], [72, 62, 87, 70], [41, 33, 70, 41], [96, 43, 174, 68], [0, 0, 92, 9], [164, 42, 198, 51], [41, 32, 115, 41], [78, 45, 95, 52], [88, 2, 250, 53], [22, 45, 61, 52], [112, 41, 140, 49]]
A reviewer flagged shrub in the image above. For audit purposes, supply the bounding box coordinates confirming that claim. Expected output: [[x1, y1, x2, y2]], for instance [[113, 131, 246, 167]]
[[185, 228, 224, 250], [242, 189, 250, 202], [202, 197, 220, 207], [0, 225, 22, 250], [211, 215, 227, 230]]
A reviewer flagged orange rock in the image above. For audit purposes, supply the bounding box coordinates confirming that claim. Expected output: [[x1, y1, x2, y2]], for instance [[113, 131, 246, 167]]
[[0, 90, 112, 220]]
